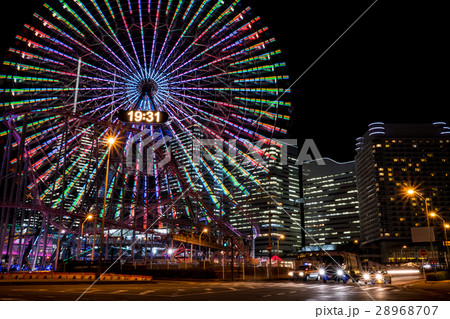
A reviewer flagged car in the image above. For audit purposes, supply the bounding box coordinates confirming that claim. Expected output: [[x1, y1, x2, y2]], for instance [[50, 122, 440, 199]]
[[362, 269, 392, 284], [320, 265, 351, 283], [289, 265, 321, 281]]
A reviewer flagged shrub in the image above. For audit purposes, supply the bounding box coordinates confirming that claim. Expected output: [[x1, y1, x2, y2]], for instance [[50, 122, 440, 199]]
[[426, 271, 450, 281]]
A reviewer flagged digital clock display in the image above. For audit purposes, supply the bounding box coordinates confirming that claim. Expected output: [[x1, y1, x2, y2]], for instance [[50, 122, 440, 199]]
[[117, 110, 169, 124]]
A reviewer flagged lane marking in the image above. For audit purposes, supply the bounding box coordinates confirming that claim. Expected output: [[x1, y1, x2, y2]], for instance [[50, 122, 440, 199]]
[[109, 290, 128, 295], [1, 298, 23, 301], [84, 289, 101, 294]]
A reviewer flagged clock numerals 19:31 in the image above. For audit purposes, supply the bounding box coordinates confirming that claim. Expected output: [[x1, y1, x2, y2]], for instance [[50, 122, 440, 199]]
[[128, 110, 159, 123], [117, 110, 169, 124]]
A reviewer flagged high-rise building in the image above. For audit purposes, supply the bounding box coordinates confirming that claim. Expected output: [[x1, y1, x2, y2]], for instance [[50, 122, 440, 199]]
[[302, 158, 360, 251], [355, 122, 450, 263], [228, 144, 302, 258]]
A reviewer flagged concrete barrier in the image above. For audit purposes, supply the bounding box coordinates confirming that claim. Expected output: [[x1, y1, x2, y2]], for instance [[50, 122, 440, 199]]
[[12, 273, 24, 279], [100, 274, 112, 280], [37, 273, 51, 280], [22, 273, 33, 280], [0, 272, 152, 282], [84, 273, 95, 280]]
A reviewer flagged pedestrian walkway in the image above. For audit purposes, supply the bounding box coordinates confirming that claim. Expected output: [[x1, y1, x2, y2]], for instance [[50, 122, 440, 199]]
[[393, 279, 450, 295]]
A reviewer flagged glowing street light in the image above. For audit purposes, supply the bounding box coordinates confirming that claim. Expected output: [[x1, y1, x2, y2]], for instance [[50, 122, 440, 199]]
[[276, 235, 285, 260], [429, 212, 450, 269], [77, 214, 93, 260], [199, 228, 208, 270], [401, 245, 407, 261], [276, 234, 285, 279], [405, 188, 435, 266], [97, 136, 115, 278]]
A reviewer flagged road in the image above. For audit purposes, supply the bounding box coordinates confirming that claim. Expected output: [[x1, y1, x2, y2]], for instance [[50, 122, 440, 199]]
[[0, 275, 448, 301]]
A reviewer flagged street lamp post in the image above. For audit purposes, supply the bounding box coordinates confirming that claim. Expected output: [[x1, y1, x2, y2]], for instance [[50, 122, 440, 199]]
[[445, 224, 450, 270], [429, 212, 450, 270], [97, 137, 115, 279], [276, 235, 285, 279], [401, 245, 407, 262], [54, 229, 65, 271], [91, 216, 96, 261], [221, 251, 225, 280], [199, 228, 208, 270], [406, 189, 436, 267], [268, 212, 272, 279], [77, 215, 93, 260]]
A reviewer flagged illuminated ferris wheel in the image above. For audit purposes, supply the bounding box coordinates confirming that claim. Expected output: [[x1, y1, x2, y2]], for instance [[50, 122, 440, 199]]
[[0, 0, 291, 266]]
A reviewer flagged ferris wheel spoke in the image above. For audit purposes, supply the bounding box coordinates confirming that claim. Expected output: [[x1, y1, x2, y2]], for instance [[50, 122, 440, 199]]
[[55, 1, 138, 75], [164, 97, 265, 191], [29, 123, 96, 185], [209, 1, 247, 38], [168, 60, 286, 85], [116, 0, 141, 69], [153, 0, 185, 69], [162, 11, 257, 75], [149, 0, 162, 70], [137, 0, 148, 73], [33, 13, 131, 79], [168, 91, 278, 143], [2, 60, 122, 87]]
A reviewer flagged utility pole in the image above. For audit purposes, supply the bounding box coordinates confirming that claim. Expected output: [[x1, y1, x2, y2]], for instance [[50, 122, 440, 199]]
[[231, 236, 234, 281], [268, 212, 272, 279]]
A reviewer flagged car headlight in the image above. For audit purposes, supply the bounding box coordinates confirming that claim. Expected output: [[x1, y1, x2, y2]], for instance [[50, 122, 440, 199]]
[[319, 269, 325, 275], [288, 272, 294, 276], [376, 274, 382, 280], [299, 272, 304, 276], [337, 269, 344, 276], [363, 273, 370, 280]]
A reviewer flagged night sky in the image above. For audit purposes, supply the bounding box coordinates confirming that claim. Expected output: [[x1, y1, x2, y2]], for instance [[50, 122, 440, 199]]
[[0, 0, 447, 162]]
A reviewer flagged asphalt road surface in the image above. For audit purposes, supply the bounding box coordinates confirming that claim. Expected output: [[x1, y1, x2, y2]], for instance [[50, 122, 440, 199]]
[[0, 277, 448, 301]]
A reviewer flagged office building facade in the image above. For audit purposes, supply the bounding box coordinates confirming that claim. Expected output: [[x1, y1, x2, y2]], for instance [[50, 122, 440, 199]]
[[228, 144, 302, 258], [302, 158, 360, 250], [355, 122, 450, 263]]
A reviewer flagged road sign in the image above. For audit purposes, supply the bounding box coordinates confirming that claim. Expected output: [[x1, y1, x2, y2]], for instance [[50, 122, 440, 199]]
[[418, 249, 428, 257], [266, 245, 273, 251], [411, 227, 435, 242]]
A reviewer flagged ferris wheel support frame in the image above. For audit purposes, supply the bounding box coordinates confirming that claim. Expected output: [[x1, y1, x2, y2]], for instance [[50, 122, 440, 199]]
[[0, 110, 257, 270]]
